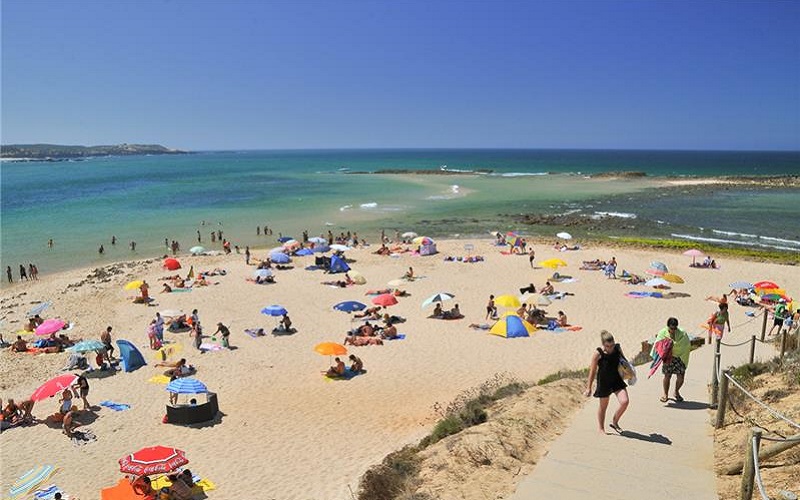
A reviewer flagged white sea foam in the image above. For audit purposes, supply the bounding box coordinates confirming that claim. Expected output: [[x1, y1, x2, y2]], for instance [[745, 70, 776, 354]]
[[360, 202, 378, 209], [593, 211, 637, 219], [759, 235, 800, 246], [712, 229, 758, 238], [339, 205, 352, 212], [671, 234, 800, 252], [496, 172, 549, 177]]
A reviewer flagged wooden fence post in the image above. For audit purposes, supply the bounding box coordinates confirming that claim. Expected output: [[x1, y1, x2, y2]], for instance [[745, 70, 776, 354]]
[[760, 309, 768, 341], [740, 428, 762, 500], [780, 330, 788, 360], [711, 338, 721, 408], [715, 369, 731, 429], [749, 335, 756, 364]]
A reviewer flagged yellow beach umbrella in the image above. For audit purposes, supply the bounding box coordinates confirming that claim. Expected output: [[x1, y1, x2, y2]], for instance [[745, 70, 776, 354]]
[[314, 342, 347, 356], [539, 258, 567, 269], [662, 273, 685, 284], [124, 280, 144, 290], [494, 294, 521, 308]]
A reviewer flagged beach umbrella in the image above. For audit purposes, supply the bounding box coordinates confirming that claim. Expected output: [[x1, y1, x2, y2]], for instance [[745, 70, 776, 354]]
[[26, 301, 52, 318], [312, 245, 330, 253], [67, 339, 106, 353], [261, 305, 287, 317], [421, 293, 455, 309], [645, 278, 669, 288], [650, 261, 668, 272], [682, 248, 704, 265], [165, 377, 207, 394], [556, 232, 572, 240], [539, 259, 567, 269], [387, 279, 406, 287], [645, 268, 666, 277], [277, 236, 294, 243], [189, 246, 205, 255], [401, 232, 418, 239], [372, 294, 398, 307], [761, 293, 789, 303], [282, 239, 300, 247], [119, 446, 189, 477], [348, 271, 367, 285], [729, 281, 753, 290], [35, 319, 66, 336], [270, 253, 290, 264], [333, 301, 367, 313], [309, 237, 327, 245], [490, 313, 535, 338], [8, 465, 57, 500], [412, 236, 434, 246], [754, 281, 779, 290], [295, 248, 314, 256], [662, 273, 685, 284], [124, 280, 144, 291], [254, 269, 274, 279], [537, 295, 552, 306], [494, 295, 521, 308], [163, 258, 181, 271], [330, 244, 351, 252], [314, 342, 347, 356], [269, 246, 286, 254], [160, 309, 183, 318], [30, 373, 78, 402]]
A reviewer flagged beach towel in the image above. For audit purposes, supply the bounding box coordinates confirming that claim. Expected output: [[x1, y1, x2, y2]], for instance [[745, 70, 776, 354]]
[[386, 334, 406, 340], [33, 485, 68, 500], [648, 338, 674, 378], [148, 374, 171, 385], [244, 328, 266, 338], [625, 291, 664, 299], [9, 466, 58, 499], [550, 326, 583, 333], [70, 428, 96, 446], [99, 401, 131, 411], [324, 367, 365, 381], [151, 474, 216, 493], [560, 278, 578, 284], [200, 343, 223, 351]]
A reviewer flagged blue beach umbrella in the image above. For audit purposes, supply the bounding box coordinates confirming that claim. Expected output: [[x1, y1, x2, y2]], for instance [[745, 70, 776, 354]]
[[166, 377, 207, 394], [261, 305, 288, 317], [270, 253, 290, 264], [309, 237, 327, 245], [333, 301, 367, 313], [26, 301, 52, 318], [312, 245, 330, 253], [254, 269, 273, 279], [277, 236, 294, 243], [295, 248, 314, 256], [729, 281, 754, 290], [67, 339, 106, 353], [650, 261, 668, 272]]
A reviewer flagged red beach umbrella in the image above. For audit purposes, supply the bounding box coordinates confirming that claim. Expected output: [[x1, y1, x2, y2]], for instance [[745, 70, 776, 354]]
[[163, 258, 181, 271], [754, 281, 779, 290], [30, 373, 78, 402], [372, 294, 399, 307], [119, 446, 188, 476]]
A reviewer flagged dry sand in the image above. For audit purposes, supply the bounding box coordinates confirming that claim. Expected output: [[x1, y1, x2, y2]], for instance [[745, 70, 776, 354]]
[[1, 239, 797, 499]]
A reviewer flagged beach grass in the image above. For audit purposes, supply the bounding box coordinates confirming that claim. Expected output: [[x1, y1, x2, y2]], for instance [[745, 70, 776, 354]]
[[536, 368, 589, 386], [607, 237, 799, 264]]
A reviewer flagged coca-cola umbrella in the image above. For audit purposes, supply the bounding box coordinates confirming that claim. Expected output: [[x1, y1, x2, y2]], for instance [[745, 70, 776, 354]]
[[119, 446, 188, 476]]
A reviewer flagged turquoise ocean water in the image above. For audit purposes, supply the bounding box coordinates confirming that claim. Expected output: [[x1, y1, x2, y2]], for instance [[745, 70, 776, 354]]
[[1, 149, 799, 277]]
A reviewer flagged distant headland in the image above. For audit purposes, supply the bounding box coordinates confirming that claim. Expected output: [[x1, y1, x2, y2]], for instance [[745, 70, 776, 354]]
[[1, 143, 188, 160]]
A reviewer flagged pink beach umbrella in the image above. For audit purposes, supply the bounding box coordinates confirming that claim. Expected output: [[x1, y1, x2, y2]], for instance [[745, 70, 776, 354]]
[[35, 319, 66, 336], [682, 249, 705, 265]]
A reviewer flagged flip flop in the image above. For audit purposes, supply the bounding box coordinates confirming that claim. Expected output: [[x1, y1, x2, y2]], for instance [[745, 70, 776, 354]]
[[659, 396, 668, 403], [609, 423, 623, 434]]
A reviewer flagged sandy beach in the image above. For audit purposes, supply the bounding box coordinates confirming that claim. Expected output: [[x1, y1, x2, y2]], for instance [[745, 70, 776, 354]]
[[1, 239, 797, 499]]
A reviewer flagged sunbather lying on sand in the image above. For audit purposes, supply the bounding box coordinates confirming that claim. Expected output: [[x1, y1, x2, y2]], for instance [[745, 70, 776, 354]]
[[344, 336, 383, 346], [381, 325, 399, 339], [156, 358, 194, 377], [468, 323, 491, 330], [354, 306, 382, 319]]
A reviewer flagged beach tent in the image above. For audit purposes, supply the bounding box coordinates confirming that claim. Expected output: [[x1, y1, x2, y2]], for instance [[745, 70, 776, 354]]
[[490, 313, 535, 338], [116, 339, 147, 372], [329, 255, 351, 274], [420, 242, 438, 256]]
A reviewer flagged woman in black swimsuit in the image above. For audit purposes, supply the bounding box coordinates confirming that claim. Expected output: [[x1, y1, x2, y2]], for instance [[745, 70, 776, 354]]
[[584, 330, 630, 434]]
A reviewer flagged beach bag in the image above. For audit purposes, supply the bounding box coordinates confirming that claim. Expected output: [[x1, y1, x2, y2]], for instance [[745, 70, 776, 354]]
[[547, 319, 557, 330], [618, 357, 637, 386]]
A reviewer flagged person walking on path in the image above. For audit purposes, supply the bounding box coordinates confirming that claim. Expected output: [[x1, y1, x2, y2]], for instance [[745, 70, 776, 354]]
[[584, 330, 629, 434], [652, 317, 691, 403]]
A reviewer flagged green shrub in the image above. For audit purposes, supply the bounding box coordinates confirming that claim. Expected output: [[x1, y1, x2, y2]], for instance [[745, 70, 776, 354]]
[[358, 446, 421, 500], [538, 368, 588, 385]]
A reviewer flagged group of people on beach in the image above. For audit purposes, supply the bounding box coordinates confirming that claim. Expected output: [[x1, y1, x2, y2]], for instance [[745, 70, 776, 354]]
[[6, 263, 39, 283]]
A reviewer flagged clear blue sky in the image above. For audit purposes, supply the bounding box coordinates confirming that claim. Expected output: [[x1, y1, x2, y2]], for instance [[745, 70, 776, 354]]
[[2, 0, 798, 150]]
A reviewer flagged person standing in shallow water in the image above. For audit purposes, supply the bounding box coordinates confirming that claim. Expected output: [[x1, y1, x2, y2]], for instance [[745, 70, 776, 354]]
[[585, 330, 629, 434], [6, 266, 13, 283]]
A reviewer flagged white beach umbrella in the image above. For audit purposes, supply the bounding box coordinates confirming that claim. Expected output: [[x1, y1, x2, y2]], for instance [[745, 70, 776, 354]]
[[556, 232, 573, 240]]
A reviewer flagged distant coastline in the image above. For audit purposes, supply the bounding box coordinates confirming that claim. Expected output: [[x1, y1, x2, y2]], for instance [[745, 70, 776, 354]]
[[0, 143, 188, 161]]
